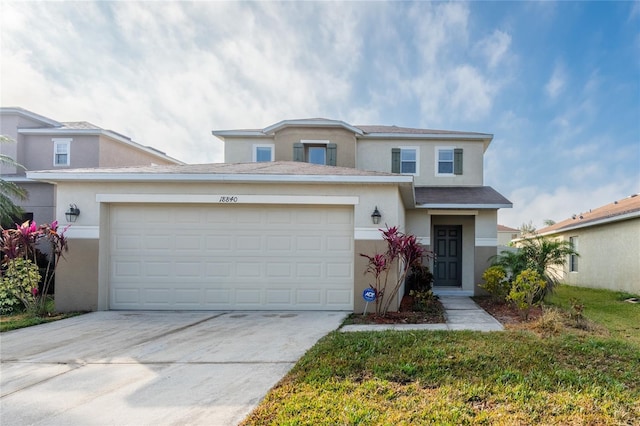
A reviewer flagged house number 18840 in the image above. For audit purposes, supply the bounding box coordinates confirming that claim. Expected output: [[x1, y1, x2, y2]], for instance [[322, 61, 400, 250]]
[[219, 196, 238, 203]]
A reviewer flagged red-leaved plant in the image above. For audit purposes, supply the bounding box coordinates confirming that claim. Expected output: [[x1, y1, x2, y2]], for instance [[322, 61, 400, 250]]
[[1, 220, 69, 315], [360, 226, 434, 315]]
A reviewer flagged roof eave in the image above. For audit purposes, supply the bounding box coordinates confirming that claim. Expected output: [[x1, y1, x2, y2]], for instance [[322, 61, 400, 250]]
[[359, 133, 493, 141], [262, 119, 364, 136], [537, 210, 640, 236], [0, 107, 62, 127], [26, 171, 414, 185], [416, 203, 513, 209]]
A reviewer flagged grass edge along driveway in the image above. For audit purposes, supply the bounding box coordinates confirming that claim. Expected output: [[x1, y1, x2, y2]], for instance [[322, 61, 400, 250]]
[[242, 286, 640, 425]]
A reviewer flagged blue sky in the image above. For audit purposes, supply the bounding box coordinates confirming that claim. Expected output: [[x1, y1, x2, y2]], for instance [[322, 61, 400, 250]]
[[1, 1, 638, 228]]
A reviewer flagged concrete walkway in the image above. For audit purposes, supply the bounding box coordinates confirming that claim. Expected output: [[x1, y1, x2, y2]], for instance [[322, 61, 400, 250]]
[[340, 296, 503, 332]]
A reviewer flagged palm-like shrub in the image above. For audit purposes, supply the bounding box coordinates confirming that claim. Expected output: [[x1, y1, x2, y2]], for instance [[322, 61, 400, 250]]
[[490, 235, 578, 300]]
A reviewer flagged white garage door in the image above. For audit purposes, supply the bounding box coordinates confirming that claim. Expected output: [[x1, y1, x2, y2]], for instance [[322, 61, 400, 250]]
[[109, 204, 354, 310]]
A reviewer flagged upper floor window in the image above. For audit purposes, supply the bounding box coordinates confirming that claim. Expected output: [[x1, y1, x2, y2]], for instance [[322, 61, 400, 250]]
[[53, 138, 71, 166], [308, 146, 326, 165], [391, 147, 419, 175], [253, 144, 274, 162], [436, 146, 463, 176], [293, 140, 337, 166]]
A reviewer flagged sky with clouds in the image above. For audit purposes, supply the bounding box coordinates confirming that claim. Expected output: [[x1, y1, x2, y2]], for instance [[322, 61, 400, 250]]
[[1, 1, 638, 228]]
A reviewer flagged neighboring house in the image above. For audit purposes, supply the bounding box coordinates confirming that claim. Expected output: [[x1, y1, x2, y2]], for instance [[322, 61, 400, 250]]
[[0, 107, 183, 225], [497, 224, 520, 247], [27, 118, 511, 313], [535, 194, 640, 295]]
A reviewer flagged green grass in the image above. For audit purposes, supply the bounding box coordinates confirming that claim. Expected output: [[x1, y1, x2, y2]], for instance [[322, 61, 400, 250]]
[[0, 301, 84, 332], [547, 285, 640, 347], [242, 286, 640, 425]]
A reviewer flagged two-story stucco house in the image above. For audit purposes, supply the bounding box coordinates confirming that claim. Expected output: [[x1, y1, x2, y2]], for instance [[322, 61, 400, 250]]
[[0, 107, 183, 225], [27, 118, 511, 313]]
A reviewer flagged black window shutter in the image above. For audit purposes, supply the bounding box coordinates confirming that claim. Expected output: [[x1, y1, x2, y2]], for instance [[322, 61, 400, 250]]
[[327, 143, 337, 166], [293, 143, 304, 162], [454, 148, 463, 175], [391, 148, 401, 173]]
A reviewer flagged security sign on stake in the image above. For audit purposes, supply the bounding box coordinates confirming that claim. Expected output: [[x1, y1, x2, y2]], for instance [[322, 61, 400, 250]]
[[363, 288, 376, 302]]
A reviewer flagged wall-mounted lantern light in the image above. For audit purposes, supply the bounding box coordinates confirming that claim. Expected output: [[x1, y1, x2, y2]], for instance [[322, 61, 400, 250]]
[[65, 204, 80, 222], [371, 206, 382, 225]]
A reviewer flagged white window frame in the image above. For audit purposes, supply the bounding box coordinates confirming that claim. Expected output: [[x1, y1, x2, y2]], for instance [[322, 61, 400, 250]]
[[399, 146, 419, 176], [252, 144, 274, 162], [53, 138, 71, 166], [569, 236, 579, 272], [435, 146, 455, 176]]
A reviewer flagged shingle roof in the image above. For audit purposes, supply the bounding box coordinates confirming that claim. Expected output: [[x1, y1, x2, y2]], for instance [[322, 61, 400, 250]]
[[30, 161, 405, 177], [498, 224, 519, 232], [415, 186, 512, 208], [60, 121, 102, 130], [538, 194, 640, 234], [213, 119, 492, 140], [357, 125, 489, 136]]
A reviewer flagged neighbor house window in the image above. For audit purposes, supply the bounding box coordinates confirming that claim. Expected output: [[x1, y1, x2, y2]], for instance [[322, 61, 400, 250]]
[[436, 146, 463, 176], [253, 144, 274, 162], [53, 138, 71, 166], [569, 236, 579, 272], [391, 147, 419, 175], [293, 140, 337, 166]]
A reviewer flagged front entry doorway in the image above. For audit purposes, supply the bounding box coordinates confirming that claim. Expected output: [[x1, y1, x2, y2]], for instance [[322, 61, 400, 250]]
[[433, 225, 462, 287]]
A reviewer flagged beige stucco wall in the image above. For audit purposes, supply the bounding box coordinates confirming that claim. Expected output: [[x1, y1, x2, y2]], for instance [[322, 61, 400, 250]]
[[50, 179, 407, 312], [98, 136, 177, 166], [224, 137, 273, 163], [21, 134, 100, 171], [354, 239, 401, 313], [55, 239, 99, 312], [223, 128, 358, 167], [561, 218, 640, 294], [15, 181, 55, 225], [356, 139, 484, 186]]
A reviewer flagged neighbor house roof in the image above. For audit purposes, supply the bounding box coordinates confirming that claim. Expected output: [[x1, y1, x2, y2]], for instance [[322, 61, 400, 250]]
[[497, 224, 519, 232], [415, 186, 513, 209], [537, 194, 640, 235], [1, 107, 183, 165]]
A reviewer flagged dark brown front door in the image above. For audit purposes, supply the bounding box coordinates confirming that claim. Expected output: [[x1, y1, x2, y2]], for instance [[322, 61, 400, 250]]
[[434, 225, 462, 287]]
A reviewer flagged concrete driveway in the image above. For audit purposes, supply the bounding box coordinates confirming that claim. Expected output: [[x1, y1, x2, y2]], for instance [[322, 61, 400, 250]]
[[0, 310, 347, 426]]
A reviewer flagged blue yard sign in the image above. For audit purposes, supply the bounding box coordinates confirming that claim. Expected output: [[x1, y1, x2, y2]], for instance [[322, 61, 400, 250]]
[[363, 288, 376, 302]]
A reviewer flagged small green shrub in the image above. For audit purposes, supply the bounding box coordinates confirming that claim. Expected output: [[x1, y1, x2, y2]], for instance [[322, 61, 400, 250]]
[[479, 265, 511, 301], [409, 289, 436, 311], [0, 258, 41, 314], [507, 268, 546, 320]]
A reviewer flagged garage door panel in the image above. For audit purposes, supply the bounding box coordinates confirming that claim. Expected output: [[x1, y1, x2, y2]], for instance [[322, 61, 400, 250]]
[[109, 204, 353, 310]]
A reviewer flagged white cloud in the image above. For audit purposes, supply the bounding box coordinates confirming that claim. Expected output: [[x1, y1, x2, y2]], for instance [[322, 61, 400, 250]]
[[476, 30, 512, 69], [545, 63, 566, 100]]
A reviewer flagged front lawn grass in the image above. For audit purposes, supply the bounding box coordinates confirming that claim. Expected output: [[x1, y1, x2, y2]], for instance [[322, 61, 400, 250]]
[[242, 287, 640, 425], [547, 284, 640, 347]]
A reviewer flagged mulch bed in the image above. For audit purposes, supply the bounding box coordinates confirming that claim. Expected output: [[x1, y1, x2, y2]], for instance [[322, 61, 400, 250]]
[[473, 296, 543, 324], [344, 296, 446, 325], [344, 295, 541, 326]]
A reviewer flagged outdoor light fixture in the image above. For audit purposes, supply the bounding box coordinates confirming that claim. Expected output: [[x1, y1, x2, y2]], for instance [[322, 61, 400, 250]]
[[371, 206, 382, 225], [65, 204, 80, 223]]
